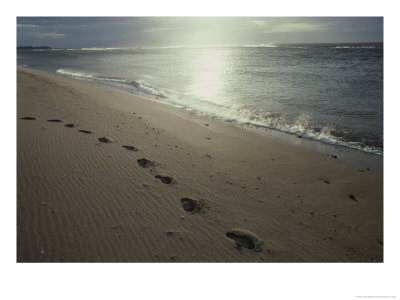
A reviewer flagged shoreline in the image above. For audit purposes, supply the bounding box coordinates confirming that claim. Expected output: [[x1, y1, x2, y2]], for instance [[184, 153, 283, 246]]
[[89, 73, 384, 173], [17, 67, 383, 262], [22, 66, 383, 171]]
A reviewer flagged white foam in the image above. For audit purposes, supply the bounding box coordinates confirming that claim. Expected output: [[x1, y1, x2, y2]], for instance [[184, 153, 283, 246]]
[[335, 45, 377, 49], [52, 48, 79, 51], [242, 43, 277, 48], [80, 47, 123, 51], [153, 93, 383, 155], [56, 68, 97, 79], [56, 68, 168, 99]]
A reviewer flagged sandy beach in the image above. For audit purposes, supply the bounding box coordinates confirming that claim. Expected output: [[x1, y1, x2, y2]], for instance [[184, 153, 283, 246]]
[[17, 67, 383, 262]]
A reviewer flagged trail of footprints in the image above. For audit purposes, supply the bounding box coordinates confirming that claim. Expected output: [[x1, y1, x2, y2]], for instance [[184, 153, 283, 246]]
[[21, 115, 372, 257], [22, 116, 178, 185], [21, 115, 268, 253]]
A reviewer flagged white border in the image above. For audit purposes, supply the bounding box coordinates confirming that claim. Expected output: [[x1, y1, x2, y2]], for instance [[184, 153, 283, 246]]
[[2, 1, 398, 300]]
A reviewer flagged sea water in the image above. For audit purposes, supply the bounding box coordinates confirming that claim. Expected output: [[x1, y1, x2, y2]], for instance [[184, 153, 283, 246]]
[[17, 43, 383, 155]]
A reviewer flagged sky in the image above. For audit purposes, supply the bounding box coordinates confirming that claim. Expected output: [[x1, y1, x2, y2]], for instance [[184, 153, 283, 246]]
[[17, 17, 383, 48]]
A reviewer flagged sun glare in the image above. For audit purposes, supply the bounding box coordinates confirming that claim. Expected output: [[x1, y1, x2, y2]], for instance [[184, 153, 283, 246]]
[[189, 48, 228, 104]]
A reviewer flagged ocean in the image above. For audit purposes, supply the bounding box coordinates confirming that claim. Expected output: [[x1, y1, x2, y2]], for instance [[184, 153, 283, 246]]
[[17, 43, 383, 155]]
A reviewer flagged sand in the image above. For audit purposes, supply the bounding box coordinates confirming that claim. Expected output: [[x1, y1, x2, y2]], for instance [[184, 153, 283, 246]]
[[17, 67, 383, 262]]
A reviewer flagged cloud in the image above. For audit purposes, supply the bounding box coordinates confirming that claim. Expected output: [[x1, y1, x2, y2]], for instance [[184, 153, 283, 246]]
[[34, 32, 65, 38], [17, 22, 65, 40], [17, 24, 40, 29], [253, 20, 266, 27], [263, 21, 329, 33], [16, 17, 383, 47], [142, 27, 182, 32]]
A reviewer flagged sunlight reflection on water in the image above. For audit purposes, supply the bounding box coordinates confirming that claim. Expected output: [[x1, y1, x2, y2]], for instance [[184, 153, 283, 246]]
[[188, 48, 228, 105]]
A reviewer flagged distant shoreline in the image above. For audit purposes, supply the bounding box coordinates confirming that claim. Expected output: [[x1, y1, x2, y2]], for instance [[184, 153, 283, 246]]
[[16, 42, 383, 51], [17, 46, 51, 50]]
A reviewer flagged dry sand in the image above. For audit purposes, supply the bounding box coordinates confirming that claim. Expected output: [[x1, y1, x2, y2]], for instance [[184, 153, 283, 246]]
[[17, 67, 383, 262]]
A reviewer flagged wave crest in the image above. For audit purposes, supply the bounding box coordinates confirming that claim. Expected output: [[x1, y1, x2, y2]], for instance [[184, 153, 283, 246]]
[[56, 68, 167, 98]]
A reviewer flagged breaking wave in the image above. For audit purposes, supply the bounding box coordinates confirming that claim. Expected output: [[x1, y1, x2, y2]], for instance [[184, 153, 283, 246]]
[[56, 68, 167, 98]]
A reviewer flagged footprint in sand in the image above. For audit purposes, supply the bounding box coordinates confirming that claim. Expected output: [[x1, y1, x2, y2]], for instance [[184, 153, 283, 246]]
[[349, 194, 358, 202], [64, 123, 74, 128], [155, 175, 175, 184], [225, 229, 264, 252], [78, 129, 92, 134], [165, 231, 183, 240], [180, 198, 204, 213], [20, 117, 37, 120], [98, 137, 113, 143], [122, 145, 139, 151], [47, 119, 62, 123], [137, 158, 154, 168]]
